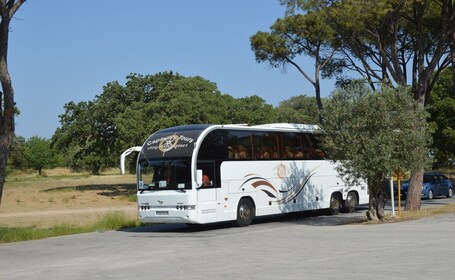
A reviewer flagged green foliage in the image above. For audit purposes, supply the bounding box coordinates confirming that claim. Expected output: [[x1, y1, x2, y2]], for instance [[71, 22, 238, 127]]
[[23, 136, 59, 175], [250, 12, 335, 69], [276, 94, 322, 124], [227, 95, 277, 125], [52, 72, 278, 174], [321, 82, 432, 193], [250, 11, 338, 112], [93, 211, 139, 229], [7, 135, 26, 171], [428, 69, 455, 167]]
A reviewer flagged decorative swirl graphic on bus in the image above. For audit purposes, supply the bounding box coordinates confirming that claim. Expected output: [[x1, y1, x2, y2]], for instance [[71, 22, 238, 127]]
[[239, 165, 318, 205]]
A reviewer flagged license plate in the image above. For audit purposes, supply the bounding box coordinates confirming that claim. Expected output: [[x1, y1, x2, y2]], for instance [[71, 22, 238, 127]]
[[156, 211, 169, 216]]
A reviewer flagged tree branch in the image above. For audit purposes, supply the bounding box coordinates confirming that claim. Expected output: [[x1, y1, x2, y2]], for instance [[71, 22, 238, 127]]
[[8, 0, 26, 19]]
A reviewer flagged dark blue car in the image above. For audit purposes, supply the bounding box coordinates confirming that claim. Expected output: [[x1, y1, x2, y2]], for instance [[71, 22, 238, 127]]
[[401, 172, 453, 200]]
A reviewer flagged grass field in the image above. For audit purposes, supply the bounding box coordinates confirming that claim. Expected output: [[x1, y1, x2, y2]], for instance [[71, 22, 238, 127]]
[[0, 168, 138, 229]]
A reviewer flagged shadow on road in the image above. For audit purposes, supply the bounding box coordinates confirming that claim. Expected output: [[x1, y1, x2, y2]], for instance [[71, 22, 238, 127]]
[[121, 206, 370, 234], [122, 196, 454, 234]]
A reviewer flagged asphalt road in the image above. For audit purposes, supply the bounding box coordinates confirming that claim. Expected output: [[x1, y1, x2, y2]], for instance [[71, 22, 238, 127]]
[[1, 198, 454, 280]]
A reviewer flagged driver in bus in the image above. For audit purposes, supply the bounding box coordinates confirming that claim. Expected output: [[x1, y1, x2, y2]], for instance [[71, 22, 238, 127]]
[[202, 174, 212, 187]]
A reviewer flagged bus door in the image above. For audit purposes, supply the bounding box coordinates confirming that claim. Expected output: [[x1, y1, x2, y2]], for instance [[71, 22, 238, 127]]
[[196, 161, 219, 223]]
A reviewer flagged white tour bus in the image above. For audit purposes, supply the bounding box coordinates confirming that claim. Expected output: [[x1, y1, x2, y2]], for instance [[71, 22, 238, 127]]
[[120, 123, 368, 227]]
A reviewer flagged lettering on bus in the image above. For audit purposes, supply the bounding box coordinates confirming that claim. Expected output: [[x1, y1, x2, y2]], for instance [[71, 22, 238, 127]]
[[146, 134, 195, 156]]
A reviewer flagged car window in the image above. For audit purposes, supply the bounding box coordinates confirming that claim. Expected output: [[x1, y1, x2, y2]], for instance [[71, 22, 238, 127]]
[[423, 175, 433, 183]]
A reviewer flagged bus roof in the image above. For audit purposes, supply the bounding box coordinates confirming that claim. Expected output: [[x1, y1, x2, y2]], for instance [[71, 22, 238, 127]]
[[150, 123, 320, 135], [250, 123, 320, 131], [139, 123, 320, 159]]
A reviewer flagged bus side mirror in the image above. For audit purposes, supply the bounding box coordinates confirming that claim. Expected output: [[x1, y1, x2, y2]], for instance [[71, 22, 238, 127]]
[[196, 169, 203, 187]]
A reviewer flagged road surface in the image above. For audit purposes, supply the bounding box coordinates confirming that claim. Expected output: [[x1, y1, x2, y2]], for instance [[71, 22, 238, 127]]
[[1, 198, 455, 279]]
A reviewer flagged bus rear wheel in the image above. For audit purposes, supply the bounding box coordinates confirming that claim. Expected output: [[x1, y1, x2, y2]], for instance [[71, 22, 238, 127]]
[[236, 198, 255, 227], [342, 192, 358, 213]]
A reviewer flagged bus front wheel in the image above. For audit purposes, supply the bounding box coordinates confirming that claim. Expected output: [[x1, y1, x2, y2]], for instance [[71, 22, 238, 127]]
[[236, 198, 255, 227]]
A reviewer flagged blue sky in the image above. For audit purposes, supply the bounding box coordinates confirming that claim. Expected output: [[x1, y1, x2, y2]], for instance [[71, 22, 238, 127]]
[[9, 1, 335, 139]]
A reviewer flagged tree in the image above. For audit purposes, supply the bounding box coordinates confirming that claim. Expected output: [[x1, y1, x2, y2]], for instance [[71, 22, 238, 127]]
[[7, 134, 25, 170], [428, 68, 455, 167], [276, 94, 322, 124], [52, 72, 182, 174], [52, 100, 113, 175], [0, 0, 26, 205], [23, 136, 59, 175], [321, 82, 431, 220], [53, 72, 277, 174], [280, 0, 455, 211], [227, 95, 277, 125], [250, 12, 340, 118]]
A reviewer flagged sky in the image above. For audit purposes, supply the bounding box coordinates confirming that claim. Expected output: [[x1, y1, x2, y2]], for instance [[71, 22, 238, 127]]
[[9, 0, 335, 139]]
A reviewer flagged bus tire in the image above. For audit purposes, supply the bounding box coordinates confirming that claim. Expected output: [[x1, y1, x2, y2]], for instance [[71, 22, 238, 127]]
[[328, 193, 341, 215], [236, 198, 255, 227], [342, 192, 358, 213]]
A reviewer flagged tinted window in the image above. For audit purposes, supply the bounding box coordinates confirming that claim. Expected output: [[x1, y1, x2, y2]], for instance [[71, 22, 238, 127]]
[[282, 133, 304, 159], [197, 130, 227, 160], [253, 132, 280, 159], [227, 130, 253, 160], [303, 133, 325, 160]]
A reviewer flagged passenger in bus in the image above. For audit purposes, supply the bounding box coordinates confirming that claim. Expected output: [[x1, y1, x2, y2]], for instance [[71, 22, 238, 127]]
[[314, 148, 325, 159], [295, 149, 304, 159], [237, 144, 249, 159], [258, 146, 271, 159], [271, 148, 279, 159], [228, 146, 236, 159], [284, 146, 294, 159]]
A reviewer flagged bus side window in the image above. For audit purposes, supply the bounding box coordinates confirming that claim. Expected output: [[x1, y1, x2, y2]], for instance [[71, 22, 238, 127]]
[[227, 130, 252, 160], [303, 133, 325, 160], [253, 131, 279, 160], [282, 133, 302, 160]]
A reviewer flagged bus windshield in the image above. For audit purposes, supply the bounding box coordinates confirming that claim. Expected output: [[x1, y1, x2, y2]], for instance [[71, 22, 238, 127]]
[[138, 158, 192, 191]]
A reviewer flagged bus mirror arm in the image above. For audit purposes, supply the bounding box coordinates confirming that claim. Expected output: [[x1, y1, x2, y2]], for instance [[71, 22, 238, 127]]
[[120, 146, 142, 175], [196, 169, 203, 187]]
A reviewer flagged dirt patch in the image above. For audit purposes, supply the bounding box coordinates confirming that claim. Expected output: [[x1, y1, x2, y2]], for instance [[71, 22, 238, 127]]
[[0, 174, 138, 228]]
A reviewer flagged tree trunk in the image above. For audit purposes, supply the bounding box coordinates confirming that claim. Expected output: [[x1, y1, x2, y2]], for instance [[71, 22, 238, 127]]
[[0, 0, 27, 205], [366, 188, 387, 221], [451, 28, 455, 87], [405, 168, 423, 211], [0, 82, 15, 205], [315, 80, 323, 124]]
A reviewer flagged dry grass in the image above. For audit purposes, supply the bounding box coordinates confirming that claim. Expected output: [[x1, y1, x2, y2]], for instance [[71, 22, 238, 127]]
[[1, 168, 138, 228], [387, 204, 455, 222], [356, 203, 455, 225]]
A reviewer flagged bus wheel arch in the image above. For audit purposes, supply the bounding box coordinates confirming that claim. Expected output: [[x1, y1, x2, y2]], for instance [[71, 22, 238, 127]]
[[328, 192, 342, 215], [342, 191, 358, 213], [235, 197, 256, 227]]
